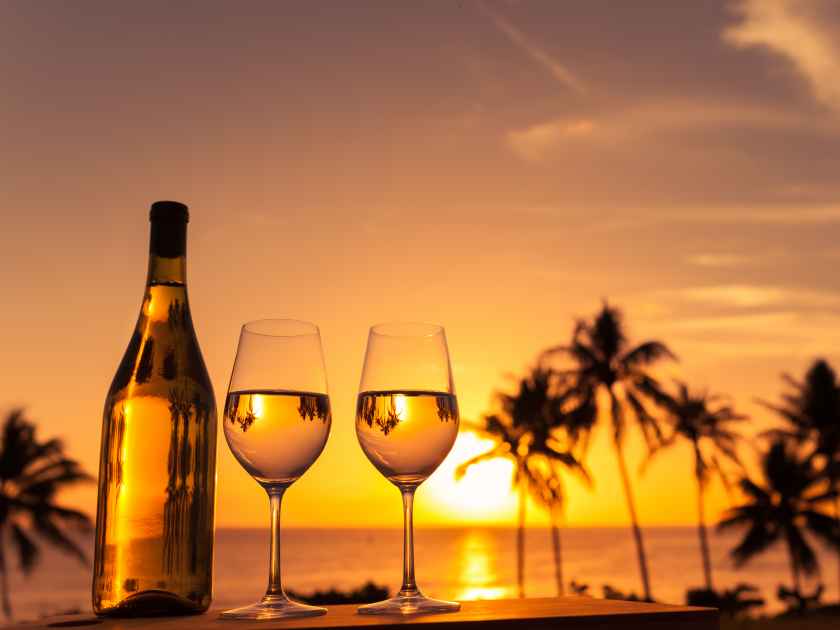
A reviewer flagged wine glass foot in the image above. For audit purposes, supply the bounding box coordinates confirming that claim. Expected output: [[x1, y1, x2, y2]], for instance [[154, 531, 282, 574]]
[[358, 590, 460, 615], [220, 594, 326, 620]]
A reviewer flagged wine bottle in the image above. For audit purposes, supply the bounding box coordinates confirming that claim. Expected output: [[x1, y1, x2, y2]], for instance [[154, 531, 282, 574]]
[[93, 201, 217, 616]]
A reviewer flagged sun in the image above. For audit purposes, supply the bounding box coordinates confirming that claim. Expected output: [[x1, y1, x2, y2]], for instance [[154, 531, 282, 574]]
[[423, 430, 517, 524]]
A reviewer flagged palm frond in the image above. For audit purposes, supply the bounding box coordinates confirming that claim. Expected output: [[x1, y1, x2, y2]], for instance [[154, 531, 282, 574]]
[[622, 341, 677, 369], [801, 510, 840, 550], [454, 447, 508, 480], [728, 523, 776, 567], [624, 389, 663, 452], [0, 408, 93, 586], [31, 516, 87, 565], [10, 523, 39, 574]]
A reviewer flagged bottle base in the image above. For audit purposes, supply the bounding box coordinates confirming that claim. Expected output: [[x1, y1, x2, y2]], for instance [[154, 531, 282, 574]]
[[95, 589, 207, 617]]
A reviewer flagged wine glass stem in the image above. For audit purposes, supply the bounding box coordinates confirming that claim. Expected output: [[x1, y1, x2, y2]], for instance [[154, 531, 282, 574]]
[[400, 486, 417, 595], [266, 486, 287, 598]]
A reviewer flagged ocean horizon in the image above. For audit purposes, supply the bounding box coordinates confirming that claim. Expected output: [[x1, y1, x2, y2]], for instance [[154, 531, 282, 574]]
[[6, 525, 837, 622]]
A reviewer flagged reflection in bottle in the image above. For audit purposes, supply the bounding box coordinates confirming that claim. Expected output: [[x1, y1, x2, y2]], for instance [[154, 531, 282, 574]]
[[94, 403, 126, 579], [160, 300, 213, 580]]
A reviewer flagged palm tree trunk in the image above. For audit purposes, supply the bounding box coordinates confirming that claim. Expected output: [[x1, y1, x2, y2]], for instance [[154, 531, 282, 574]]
[[517, 479, 526, 598], [787, 543, 802, 595], [834, 493, 840, 602], [0, 535, 11, 620], [615, 439, 653, 601], [695, 464, 713, 591], [550, 507, 564, 596]]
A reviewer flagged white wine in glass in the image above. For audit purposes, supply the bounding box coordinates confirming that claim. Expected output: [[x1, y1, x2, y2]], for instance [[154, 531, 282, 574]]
[[356, 390, 458, 486], [221, 320, 331, 620], [355, 323, 461, 615]]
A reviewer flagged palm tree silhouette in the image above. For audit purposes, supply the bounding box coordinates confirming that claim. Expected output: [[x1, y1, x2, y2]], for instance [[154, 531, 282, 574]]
[[760, 359, 840, 599], [0, 410, 92, 619], [653, 381, 746, 591], [546, 302, 675, 600], [523, 370, 596, 596], [718, 440, 838, 603], [457, 415, 527, 597], [456, 368, 592, 598]]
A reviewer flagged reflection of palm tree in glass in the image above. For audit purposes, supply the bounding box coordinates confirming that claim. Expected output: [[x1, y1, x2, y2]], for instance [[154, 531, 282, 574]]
[[298, 394, 330, 423], [546, 303, 675, 601], [227, 393, 257, 432], [0, 410, 92, 620], [359, 393, 455, 436], [358, 395, 400, 436], [760, 360, 840, 599], [652, 382, 746, 592], [436, 396, 456, 422], [718, 440, 838, 600]]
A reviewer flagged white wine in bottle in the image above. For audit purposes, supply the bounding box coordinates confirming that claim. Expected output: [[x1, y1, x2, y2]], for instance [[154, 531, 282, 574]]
[[93, 201, 217, 616]]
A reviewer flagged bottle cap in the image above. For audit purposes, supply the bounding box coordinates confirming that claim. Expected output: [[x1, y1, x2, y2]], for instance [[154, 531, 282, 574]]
[[150, 200, 189, 223]]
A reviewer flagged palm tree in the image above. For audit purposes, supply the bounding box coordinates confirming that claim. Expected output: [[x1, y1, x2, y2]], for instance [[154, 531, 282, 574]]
[[0, 409, 92, 619], [526, 371, 596, 596], [528, 467, 571, 596], [760, 359, 840, 599], [546, 302, 676, 600], [457, 414, 529, 597], [718, 440, 838, 601], [655, 382, 746, 591], [456, 368, 593, 598]]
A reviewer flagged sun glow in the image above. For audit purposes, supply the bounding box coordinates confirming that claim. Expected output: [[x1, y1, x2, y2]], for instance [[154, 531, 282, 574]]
[[425, 431, 517, 523], [455, 529, 511, 600], [393, 394, 408, 421], [251, 393, 265, 419]]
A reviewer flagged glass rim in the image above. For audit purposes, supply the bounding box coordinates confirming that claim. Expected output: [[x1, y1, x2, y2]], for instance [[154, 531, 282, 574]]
[[369, 321, 444, 338], [241, 318, 320, 338]]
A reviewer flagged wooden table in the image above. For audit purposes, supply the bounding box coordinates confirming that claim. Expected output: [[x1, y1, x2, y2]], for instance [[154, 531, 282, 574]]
[[9, 597, 717, 630]]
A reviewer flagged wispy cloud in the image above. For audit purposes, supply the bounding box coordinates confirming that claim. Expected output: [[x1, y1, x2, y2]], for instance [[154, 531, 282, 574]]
[[504, 99, 840, 162], [667, 206, 840, 226], [476, 0, 585, 94], [506, 118, 594, 162], [678, 284, 840, 309], [724, 0, 840, 113], [685, 253, 756, 268], [630, 284, 840, 360]]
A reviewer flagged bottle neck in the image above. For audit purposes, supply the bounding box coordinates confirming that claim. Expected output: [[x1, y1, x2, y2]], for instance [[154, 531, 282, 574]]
[[147, 221, 187, 286]]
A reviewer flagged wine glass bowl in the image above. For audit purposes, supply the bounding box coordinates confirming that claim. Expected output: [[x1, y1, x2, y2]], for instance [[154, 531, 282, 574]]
[[354, 322, 461, 615], [220, 319, 330, 620], [355, 390, 458, 487], [225, 390, 330, 486]]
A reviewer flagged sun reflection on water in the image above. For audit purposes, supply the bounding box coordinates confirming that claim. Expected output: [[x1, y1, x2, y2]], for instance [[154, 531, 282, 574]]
[[455, 529, 510, 600]]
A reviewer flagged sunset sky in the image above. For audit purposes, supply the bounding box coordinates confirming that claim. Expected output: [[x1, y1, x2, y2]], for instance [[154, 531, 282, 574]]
[[2, 0, 840, 530]]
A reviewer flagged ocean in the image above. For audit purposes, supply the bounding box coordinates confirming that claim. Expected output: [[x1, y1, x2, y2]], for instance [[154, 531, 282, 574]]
[[7, 526, 838, 622]]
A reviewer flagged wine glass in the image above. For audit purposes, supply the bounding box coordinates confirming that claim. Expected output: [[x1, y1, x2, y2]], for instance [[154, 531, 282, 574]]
[[221, 319, 331, 620], [355, 322, 461, 614]]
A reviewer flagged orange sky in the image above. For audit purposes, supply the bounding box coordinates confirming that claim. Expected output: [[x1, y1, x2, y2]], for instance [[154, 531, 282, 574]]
[[2, 1, 840, 529]]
